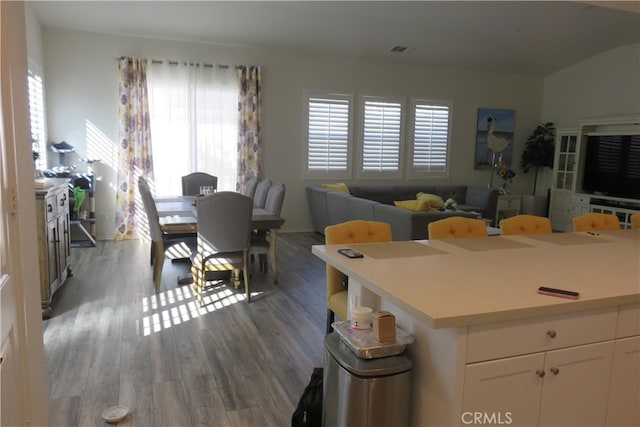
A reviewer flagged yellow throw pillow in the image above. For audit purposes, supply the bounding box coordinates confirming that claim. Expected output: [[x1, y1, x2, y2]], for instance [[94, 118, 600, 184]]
[[321, 183, 350, 194], [416, 192, 445, 208], [394, 199, 431, 212]]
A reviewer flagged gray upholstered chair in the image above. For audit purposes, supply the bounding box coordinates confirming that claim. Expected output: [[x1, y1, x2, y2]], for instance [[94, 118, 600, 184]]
[[250, 183, 286, 283], [181, 172, 218, 196], [138, 177, 196, 293], [243, 176, 259, 199], [252, 178, 272, 208], [190, 191, 254, 306]]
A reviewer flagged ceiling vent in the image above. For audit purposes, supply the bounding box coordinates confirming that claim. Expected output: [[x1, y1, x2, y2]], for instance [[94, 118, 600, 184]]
[[389, 46, 410, 53]]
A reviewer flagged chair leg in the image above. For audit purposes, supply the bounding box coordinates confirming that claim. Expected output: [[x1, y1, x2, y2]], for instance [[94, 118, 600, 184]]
[[151, 241, 165, 293], [269, 232, 278, 284], [243, 251, 251, 303], [326, 309, 335, 334], [193, 264, 205, 308]]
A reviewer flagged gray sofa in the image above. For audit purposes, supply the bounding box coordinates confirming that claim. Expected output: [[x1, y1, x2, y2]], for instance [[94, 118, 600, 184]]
[[306, 184, 499, 240]]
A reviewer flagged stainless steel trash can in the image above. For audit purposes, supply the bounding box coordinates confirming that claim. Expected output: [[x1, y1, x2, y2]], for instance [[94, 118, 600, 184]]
[[323, 333, 412, 427]]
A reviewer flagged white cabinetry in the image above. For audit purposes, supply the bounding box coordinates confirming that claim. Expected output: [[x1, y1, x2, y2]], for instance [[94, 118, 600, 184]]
[[35, 179, 71, 317], [549, 116, 640, 231], [495, 195, 521, 225], [606, 304, 640, 426], [461, 306, 636, 427], [549, 130, 579, 231]]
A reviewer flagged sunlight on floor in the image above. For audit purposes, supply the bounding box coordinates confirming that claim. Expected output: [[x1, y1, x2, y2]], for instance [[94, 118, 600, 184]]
[[139, 281, 263, 336]]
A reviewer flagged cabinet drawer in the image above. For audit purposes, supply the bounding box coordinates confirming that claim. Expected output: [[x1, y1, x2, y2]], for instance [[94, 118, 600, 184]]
[[497, 197, 520, 209], [45, 194, 57, 222], [617, 303, 640, 338], [466, 307, 617, 363], [572, 195, 590, 204], [56, 191, 68, 214]]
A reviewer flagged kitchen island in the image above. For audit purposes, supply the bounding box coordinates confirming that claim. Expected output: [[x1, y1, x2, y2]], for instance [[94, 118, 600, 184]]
[[312, 230, 640, 426]]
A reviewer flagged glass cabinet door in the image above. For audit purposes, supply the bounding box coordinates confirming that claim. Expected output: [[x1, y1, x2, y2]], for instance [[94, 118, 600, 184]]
[[554, 134, 579, 191]]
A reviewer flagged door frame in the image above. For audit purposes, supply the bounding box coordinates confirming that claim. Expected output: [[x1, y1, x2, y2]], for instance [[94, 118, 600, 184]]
[[1, 1, 49, 425]]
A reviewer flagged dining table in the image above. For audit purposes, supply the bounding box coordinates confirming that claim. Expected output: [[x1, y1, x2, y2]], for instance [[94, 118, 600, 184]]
[[155, 195, 285, 285], [154, 195, 285, 234]]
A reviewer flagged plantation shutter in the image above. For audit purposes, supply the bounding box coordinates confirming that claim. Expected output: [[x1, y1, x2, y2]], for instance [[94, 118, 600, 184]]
[[28, 70, 47, 170], [362, 99, 402, 173], [307, 96, 350, 172], [411, 101, 451, 176]]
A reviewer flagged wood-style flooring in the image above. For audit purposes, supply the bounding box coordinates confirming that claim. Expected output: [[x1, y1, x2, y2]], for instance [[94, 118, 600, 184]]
[[43, 232, 327, 427]]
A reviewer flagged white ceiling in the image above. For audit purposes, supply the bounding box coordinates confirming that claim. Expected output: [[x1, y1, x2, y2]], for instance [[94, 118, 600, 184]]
[[29, 1, 640, 75]]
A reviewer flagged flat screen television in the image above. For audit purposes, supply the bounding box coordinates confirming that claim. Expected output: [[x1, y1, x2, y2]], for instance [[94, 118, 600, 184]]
[[582, 134, 640, 200]]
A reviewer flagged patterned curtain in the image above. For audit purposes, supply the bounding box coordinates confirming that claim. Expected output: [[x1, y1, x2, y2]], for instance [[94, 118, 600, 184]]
[[236, 66, 263, 192], [114, 57, 154, 240]]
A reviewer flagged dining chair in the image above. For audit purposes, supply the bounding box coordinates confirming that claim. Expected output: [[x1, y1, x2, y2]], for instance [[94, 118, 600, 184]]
[[324, 220, 392, 334], [500, 215, 552, 235], [572, 212, 620, 232], [138, 177, 196, 293], [428, 216, 488, 239], [190, 191, 254, 306], [630, 213, 640, 229], [243, 176, 259, 199], [252, 178, 272, 208], [181, 172, 218, 196], [250, 183, 286, 283]]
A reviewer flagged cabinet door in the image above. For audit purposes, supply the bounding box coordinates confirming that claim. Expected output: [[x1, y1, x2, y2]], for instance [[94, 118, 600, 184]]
[[57, 213, 69, 284], [553, 133, 579, 192], [539, 341, 614, 427], [549, 191, 572, 231], [606, 336, 639, 427], [46, 219, 59, 294], [463, 352, 544, 426]]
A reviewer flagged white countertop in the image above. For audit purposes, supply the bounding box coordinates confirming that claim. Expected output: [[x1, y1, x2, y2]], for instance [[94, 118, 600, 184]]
[[312, 230, 640, 329]]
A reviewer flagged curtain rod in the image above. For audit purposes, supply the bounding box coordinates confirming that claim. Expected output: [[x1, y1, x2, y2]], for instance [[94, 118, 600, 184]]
[[117, 56, 239, 69]]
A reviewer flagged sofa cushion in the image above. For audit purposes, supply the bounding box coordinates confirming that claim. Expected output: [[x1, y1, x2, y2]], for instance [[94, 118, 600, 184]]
[[306, 186, 330, 234], [321, 182, 350, 194], [416, 192, 445, 208], [394, 199, 431, 212], [349, 186, 396, 204]]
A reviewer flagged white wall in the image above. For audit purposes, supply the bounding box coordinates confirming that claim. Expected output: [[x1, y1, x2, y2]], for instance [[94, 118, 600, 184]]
[[24, 2, 43, 66], [42, 28, 546, 238], [543, 42, 640, 128], [538, 42, 640, 194]]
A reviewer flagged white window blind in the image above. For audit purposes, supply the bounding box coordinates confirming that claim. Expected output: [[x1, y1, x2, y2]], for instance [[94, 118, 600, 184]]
[[409, 100, 451, 177], [361, 98, 402, 176], [305, 93, 352, 179], [28, 70, 47, 170]]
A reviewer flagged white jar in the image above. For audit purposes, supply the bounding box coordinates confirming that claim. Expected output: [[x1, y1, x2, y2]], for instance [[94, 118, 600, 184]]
[[351, 306, 373, 330]]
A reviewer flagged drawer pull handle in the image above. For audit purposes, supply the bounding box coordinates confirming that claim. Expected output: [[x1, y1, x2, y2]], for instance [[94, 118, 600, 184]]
[[47, 204, 53, 213], [536, 369, 545, 378], [547, 330, 557, 338], [550, 367, 560, 375]]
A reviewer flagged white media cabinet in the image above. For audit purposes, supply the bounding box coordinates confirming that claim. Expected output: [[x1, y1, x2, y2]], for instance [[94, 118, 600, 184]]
[[549, 116, 640, 232]]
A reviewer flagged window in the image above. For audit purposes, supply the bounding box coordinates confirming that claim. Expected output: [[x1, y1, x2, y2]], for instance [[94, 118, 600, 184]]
[[408, 99, 452, 178], [359, 96, 404, 179], [28, 69, 47, 170], [147, 62, 238, 196], [304, 92, 352, 180]]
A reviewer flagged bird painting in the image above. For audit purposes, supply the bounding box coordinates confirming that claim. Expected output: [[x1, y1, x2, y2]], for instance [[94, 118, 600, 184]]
[[486, 116, 510, 153], [474, 108, 515, 170]]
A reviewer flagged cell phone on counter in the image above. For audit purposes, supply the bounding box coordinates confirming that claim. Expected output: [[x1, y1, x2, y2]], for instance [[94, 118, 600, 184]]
[[537, 286, 580, 300], [338, 248, 364, 259]]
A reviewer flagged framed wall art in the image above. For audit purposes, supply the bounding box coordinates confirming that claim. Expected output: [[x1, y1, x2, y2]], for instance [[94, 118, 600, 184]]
[[474, 108, 515, 170]]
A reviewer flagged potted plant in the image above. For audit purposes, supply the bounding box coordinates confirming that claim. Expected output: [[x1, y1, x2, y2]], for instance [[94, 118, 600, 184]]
[[520, 122, 555, 195]]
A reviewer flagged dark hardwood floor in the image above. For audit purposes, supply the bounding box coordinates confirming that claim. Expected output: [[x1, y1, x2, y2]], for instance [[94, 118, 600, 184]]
[[43, 232, 327, 426]]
